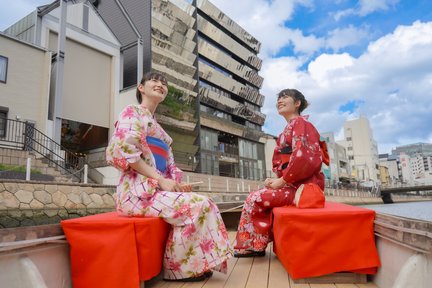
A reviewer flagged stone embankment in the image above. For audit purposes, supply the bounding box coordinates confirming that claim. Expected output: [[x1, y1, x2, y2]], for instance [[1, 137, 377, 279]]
[[0, 180, 115, 228], [1, 177, 431, 228]]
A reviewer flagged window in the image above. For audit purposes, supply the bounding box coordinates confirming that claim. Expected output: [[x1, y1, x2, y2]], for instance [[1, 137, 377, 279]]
[[0, 56, 8, 83], [0, 107, 8, 137]]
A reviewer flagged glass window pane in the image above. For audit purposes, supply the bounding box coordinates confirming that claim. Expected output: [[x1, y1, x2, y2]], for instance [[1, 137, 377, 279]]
[[0, 56, 8, 83]]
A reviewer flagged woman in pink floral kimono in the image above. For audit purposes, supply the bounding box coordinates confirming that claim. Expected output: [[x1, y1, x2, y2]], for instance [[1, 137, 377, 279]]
[[234, 88, 328, 257], [106, 72, 232, 282]]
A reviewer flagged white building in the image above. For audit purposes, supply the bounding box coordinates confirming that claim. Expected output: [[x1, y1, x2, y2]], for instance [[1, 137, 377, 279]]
[[337, 117, 379, 184], [391, 143, 432, 185], [321, 132, 350, 186]]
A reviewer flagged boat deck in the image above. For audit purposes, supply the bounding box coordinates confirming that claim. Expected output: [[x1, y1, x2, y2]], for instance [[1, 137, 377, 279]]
[[146, 231, 379, 288]]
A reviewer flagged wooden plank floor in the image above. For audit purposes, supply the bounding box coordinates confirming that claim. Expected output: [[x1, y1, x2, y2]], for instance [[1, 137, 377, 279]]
[[145, 231, 379, 288]]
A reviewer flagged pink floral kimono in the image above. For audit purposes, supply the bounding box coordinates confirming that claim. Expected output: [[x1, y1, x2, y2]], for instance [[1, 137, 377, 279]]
[[106, 104, 232, 279], [234, 115, 326, 252]]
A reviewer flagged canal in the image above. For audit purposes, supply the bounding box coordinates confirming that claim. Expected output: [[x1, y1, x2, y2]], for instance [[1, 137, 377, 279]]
[[363, 200, 432, 221]]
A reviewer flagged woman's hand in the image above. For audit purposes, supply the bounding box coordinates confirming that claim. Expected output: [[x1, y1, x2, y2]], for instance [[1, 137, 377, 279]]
[[180, 183, 192, 192], [158, 178, 182, 192], [264, 177, 286, 189]]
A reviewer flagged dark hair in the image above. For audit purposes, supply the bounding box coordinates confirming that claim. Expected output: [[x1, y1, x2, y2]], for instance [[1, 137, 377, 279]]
[[136, 72, 168, 103], [277, 89, 309, 114]]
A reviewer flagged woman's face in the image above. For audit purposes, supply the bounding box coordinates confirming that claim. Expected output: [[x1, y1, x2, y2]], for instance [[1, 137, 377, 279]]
[[139, 78, 168, 102], [276, 95, 300, 117]]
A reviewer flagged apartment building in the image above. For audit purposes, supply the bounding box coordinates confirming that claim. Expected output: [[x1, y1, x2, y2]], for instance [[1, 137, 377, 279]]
[[337, 117, 379, 183], [94, 0, 267, 180], [390, 143, 432, 185], [4, 0, 267, 180]]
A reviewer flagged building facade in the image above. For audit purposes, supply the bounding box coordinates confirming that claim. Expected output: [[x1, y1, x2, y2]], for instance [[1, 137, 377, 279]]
[[0, 32, 51, 137], [337, 117, 379, 184], [391, 143, 432, 158], [378, 154, 401, 186], [3, 1, 121, 156], [4, 0, 267, 181], [321, 131, 351, 186], [94, 0, 267, 180]]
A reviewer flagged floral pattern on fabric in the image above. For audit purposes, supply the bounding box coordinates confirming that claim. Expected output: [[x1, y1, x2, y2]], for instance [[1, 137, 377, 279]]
[[234, 116, 325, 252], [106, 104, 232, 279]]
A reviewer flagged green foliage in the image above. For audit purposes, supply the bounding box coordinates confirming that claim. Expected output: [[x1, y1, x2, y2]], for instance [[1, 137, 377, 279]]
[[0, 164, 41, 174], [159, 85, 195, 119]]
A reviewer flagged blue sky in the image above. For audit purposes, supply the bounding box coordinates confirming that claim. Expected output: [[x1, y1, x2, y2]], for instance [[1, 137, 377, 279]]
[[1, 0, 432, 154], [211, 0, 432, 154]]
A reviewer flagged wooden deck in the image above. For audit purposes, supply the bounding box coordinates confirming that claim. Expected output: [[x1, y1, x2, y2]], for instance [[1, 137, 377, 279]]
[[145, 231, 379, 288]]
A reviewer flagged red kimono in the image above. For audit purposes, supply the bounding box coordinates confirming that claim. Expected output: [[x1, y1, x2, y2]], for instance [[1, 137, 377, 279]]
[[234, 115, 326, 252]]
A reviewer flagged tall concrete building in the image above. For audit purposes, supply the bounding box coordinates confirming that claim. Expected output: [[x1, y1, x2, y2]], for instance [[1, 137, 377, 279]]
[[4, 0, 267, 180], [337, 117, 379, 183], [95, 0, 267, 180]]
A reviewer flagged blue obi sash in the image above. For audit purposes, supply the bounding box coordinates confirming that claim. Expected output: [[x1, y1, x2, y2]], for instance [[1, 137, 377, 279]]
[[146, 136, 169, 173]]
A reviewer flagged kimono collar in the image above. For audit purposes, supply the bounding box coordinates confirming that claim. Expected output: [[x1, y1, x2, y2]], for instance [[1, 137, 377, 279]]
[[289, 114, 309, 122]]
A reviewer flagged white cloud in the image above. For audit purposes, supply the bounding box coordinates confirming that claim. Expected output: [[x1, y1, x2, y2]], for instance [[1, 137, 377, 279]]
[[358, 0, 399, 16], [261, 21, 432, 153], [325, 25, 370, 51], [210, 0, 318, 57], [334, 0, 399, 21], [308, 53, 354, 86]]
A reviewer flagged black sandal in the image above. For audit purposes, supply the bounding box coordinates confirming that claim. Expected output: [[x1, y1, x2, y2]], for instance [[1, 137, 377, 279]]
[[234, 250, 266, 258]]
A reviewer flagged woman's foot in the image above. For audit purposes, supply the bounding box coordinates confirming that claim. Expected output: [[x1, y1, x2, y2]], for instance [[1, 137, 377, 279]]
[[234, 250, 266, 258]]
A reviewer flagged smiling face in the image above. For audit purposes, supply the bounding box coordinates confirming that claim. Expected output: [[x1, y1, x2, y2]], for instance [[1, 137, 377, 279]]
[[277, 95, 301, 119], [138, 78, 168, 103]]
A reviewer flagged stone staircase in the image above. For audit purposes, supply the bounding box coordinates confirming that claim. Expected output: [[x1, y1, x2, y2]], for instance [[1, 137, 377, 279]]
[[0, 148, 78, 183]]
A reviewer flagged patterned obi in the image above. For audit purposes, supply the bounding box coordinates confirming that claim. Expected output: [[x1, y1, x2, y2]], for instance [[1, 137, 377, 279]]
[[146, 136, 169, 173]]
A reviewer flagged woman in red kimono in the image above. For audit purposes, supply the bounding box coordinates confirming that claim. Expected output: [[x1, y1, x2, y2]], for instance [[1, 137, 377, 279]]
[[234, 88, 328, 257]]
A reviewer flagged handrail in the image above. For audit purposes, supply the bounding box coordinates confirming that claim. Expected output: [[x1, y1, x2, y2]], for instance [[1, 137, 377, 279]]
[[0, 117, 103, 183]]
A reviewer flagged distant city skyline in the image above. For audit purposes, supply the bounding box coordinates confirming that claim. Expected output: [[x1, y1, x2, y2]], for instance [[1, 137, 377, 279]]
[[1, 0, 432, 154]]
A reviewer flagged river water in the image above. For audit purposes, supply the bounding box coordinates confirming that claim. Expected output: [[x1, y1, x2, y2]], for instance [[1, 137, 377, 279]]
[[362, 201, 432, 222]]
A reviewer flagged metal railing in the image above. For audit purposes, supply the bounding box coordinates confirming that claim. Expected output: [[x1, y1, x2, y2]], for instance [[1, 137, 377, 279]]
[[0, 118, 102, 182]]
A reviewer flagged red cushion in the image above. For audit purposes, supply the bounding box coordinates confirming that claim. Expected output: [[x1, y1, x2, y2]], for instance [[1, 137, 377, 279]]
[[273, 202, 380, 279], [61, 212, 170, 288]]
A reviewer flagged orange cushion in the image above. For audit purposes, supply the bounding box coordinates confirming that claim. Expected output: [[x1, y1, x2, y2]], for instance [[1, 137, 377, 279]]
[[61, 212, 170, 288], [273, 202, 380, 279]]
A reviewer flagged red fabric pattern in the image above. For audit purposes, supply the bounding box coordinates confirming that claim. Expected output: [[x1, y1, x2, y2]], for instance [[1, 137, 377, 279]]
[[272, 202, 380, 279], [61, 212, 170, 288], [272, 116, 325, 189]]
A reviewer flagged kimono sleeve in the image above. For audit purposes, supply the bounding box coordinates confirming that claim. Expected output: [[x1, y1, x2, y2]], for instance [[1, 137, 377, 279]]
[[106, 105, 151, 171], [166, 146, 183, 183], [282, 118, 323, 184]]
